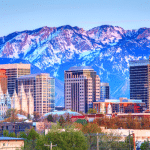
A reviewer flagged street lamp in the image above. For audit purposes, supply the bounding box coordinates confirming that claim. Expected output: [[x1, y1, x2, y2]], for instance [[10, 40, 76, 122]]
[[129, 130, 136, 150]]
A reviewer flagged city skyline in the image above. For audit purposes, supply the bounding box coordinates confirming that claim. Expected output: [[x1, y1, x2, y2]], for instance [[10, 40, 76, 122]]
[[1, 0, 150, 37]]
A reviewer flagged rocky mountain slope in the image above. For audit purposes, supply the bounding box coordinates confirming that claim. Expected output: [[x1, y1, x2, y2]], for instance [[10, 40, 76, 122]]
[[0, 25, 150, 106]]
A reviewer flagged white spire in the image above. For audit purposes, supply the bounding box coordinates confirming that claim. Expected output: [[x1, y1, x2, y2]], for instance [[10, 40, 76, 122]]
[[107, 103, 112, 114], [0, 83, 5, 104], [28, 88, 34, 116], [18, 84, 28, 113], [12, 89, 20, 111], [5, 89, 11, 109]]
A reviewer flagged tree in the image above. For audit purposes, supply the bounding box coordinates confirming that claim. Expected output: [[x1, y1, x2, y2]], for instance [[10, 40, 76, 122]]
[[9, 132, 16, 137], [125, 135, 134, 150], [47, 115, 53, 122], [82, 123, 101, 134], [53, 114, 59, 122], [88, 108, 97, 114], [33, 112, 40, 122], [65, 113, 72, 126], [59, 115, 65, 127], [140, 140, 150, 150], [75, 119, 87, 125], [3, 130, 9, 137], [27, 128, 39, 141], [81, 123, 102, 150], [18, 131, 27, 139], [4, 109, 19, 123], [21, 128, 40, 150], [36, 124, 88, 150]]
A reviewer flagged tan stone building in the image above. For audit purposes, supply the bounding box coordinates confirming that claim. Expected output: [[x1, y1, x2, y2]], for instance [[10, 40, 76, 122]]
[[64, 66, 100, 113]]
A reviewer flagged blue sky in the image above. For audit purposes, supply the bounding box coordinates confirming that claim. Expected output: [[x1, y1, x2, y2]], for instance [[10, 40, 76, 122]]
[[1, 0, 150, 37]]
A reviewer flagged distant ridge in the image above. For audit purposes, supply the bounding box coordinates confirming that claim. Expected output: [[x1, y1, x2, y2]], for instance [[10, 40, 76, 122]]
[[0, 25, 150, 106]]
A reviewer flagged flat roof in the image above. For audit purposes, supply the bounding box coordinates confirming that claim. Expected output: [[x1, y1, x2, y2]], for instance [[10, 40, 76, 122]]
[[68, 66, 93, 71], [0, 137, 24, 141], [117, 113, 150, 116], [18, 73, 52, 79], [100, 83, 109, 86], [0, 64, 30, 69], [129, 59, 150, 67]]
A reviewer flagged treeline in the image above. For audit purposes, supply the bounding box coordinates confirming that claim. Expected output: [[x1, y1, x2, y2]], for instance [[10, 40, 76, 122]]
[[2, 122, 135, 150], [96, 115, 150, 129]]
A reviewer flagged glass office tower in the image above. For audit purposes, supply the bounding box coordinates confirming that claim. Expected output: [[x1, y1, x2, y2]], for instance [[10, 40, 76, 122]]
[[100, 82, 110, 101], [18, 73, 55, 116], [130, 58, 150, 109]]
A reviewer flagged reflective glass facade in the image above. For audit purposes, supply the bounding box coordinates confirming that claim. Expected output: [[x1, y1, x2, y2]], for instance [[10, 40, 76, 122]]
[[130, 59, 150, 109], [18, 73, 55, 116], [100, 83, 110, 101]]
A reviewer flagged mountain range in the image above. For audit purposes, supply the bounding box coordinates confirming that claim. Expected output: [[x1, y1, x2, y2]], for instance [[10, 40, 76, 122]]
[[0, 25, 150, 106]]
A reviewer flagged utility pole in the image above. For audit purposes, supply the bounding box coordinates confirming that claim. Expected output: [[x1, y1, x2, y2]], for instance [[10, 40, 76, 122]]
[[44, 141, 57, 150], [132, 133, 136, 150], [97, 132, 99, 150], [129, 130, 131, 150]]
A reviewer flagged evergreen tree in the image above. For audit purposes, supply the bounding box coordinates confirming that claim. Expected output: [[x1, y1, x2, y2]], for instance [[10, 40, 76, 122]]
[[9, 132, 16, 137], [65, 113, 71, 125], [47, 115, 53, 122], [3, 130, 9, 137], [59, 115, 65, 127]]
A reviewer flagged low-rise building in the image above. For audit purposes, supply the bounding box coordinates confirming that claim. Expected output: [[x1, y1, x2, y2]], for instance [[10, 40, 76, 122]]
[[93, 98, 145, 114], [71, 114, 104, 123], [0, 137, 24, 150], [0, 122, 32, 135]]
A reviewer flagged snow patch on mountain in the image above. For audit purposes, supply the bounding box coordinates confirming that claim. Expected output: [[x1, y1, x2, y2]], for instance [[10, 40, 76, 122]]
[[116, 48, 122, 53], [0, 25, 150, 105]]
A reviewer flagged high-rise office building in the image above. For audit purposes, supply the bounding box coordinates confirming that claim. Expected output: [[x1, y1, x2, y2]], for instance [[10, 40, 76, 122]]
[[100, 83, 110, 101], [0, 69, 7, 94], [0, 64, 31, 97], [18, 73, 55, 116], [64, 66, 100, 113], [130, 57, 150, 109]]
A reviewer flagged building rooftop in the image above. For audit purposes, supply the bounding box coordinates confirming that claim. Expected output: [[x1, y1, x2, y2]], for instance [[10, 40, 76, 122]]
[[0, 137, 24, 141], [18, 73, 51, 79], [100, 83, 109, 86], [43, 110, 82, 118], [129, 59, 150, 67], [68, 66, 93, 71], [0, 64, 30, 69], [94, 99, 143, 103]]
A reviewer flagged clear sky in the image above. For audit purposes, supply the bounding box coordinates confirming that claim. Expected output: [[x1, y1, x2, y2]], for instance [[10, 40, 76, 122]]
[[1, 0, 150, 37]]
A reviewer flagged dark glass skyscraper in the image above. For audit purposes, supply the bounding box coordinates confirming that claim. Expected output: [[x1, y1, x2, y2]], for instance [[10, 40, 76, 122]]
[[130, 58, 150, 109], [100, 83, 110, 101]]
